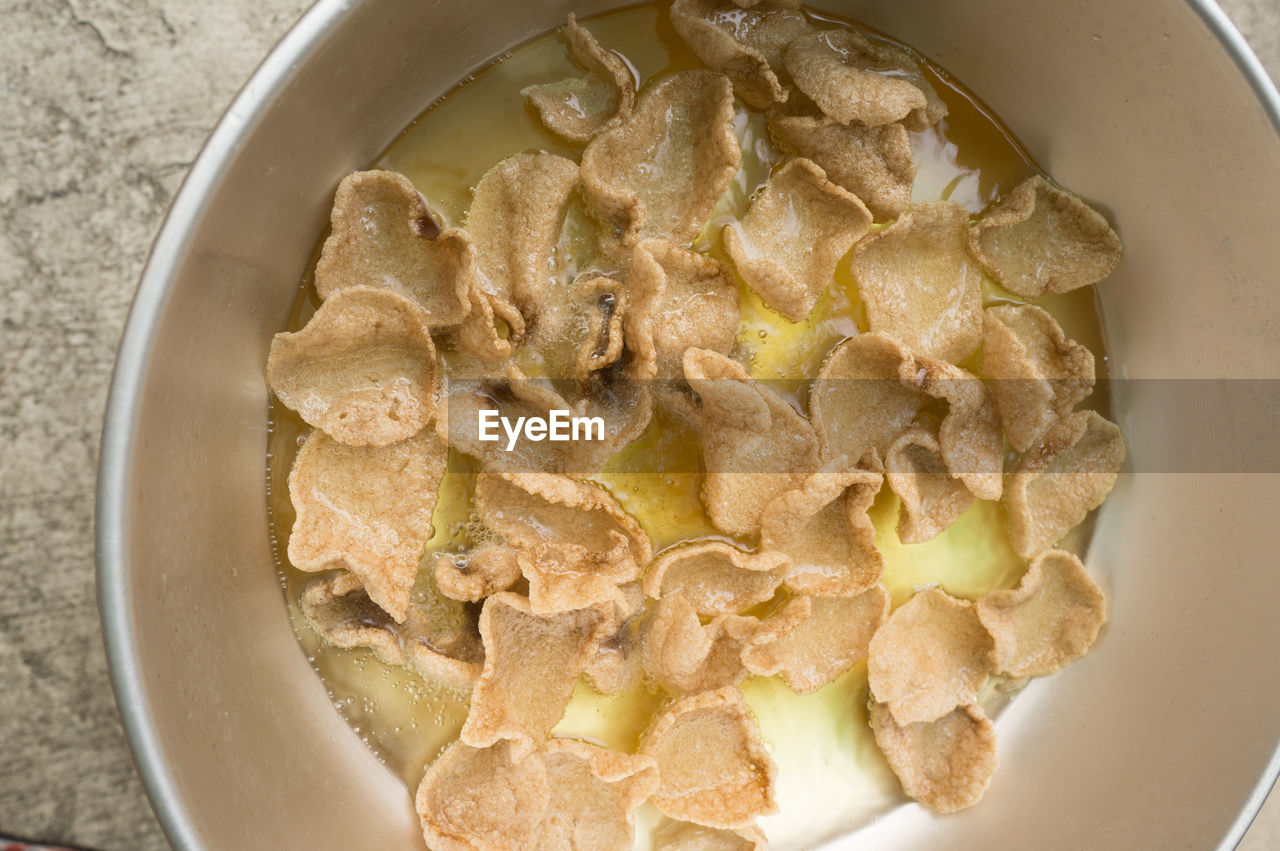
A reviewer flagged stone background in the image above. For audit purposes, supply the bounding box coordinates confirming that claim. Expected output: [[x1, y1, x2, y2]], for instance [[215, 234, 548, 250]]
[[0, 1, 1276, 849]]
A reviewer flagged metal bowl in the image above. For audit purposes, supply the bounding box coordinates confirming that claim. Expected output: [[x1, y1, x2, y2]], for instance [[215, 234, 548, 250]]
[[97, 0, 1280, 847]]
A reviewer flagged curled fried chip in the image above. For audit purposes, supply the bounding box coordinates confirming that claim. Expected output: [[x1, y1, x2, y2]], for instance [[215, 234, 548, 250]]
[[266, 286, 439, 447], [315, 170, 473, 326], [461, 592, 605, 754], [540, 739, 659, 850], [1004, 409, 1125, 558], [641, 592, 765, 695], [653, 820, 768, 851], [724, 158, 873, 321], [783, 29, 946, 130], [523, 14, 635, 145], [644, 541, 788, 617], [982, 304, 1096, 452], [287, 428, 447, 622], [300, 571, 484, 688], [640, 687, 778, 828], [573, 275, 629, 379], [434, 543, 523, 602], [761, 456, 885, 596], [581, 70, 740, 247], [684, 348, 821, 536], [585, 584, 648, 695], [742, 583, 890, 694], [902, 353, 1004, 501], [976, 549, 1107, 677], [768, 113, 914, 221], [467, 151, 580, 326], [669, 0, 814, 109], [867, 588, 993, 725], [970, 175, 1123, 298], [416, 739, 548, 851], [869, 701, 997, 814], [624, 239, 741, 379], [885, 429, 975, 544], [850, 201, 983, 364]]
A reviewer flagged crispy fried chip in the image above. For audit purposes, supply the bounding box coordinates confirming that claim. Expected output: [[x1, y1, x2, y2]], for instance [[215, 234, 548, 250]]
[[581, 70, 740, 247], [850, 201, 983, 364], [540, 739, 659, 850], [976, 549, 1107, 677], [1005, 409, 1125, 558], [869, 701, 997, 814], [584, 584, 648, 695], [287, 428, 446, 622], [523, 14, 635, 145], [669, 0, 814, 109], [624, 239, 741, 379], [761, 457, 885, 595], [641, 592, 765, 695], [885, 428, 975, 544], [461, 592, 605, 754], [684, 348, 822, 536], [783, 29, 946, 130], [867, 588, 993, 725], [970, 175, 1123, 298], [315, 170, 473, 326], [300, 571, 483, 688], [434, 543, 523, 602], [982, 304, 1096, 452], [572, 275, 629, 379], [768, 113, 914, 221], [724, 157, 873, 321], [640, 687, 778, 828], [416, 739, 549, 851], [266, 286, 439, 447], [742, 583, 889, 694], [644, 541, 788, 617], [653, 820, 768, 851]]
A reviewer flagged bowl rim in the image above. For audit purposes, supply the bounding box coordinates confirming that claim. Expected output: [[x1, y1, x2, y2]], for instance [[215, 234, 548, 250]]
[[95, 1, 1280, 849]]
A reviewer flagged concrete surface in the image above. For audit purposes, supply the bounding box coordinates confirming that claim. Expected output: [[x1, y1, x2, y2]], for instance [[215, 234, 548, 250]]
[[0, 1, 1276, 849]]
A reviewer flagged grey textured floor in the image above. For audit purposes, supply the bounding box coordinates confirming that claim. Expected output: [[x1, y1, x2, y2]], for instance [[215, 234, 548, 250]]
[[1, 2, 1277, 849]]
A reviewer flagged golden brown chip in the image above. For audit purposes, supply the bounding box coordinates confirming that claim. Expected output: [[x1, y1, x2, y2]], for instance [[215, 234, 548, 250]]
[[867, 588, 993, 725], [902, 353, 1004, 501], [768, 113, 914, 221], [653, 820, 768, 851], [461, 592, 605, 754], [523, 14, 636, 145], [976, 549, 1107, 677], [982, 304, 1096, 452], [315, 170, 473, 326], [416, 739, 549, 851], [287, 428, 447, 622], [869, 701, 997, 814], [641, 592, 764, 695], [623, 239, 741, 379], [742, 583, 890, 694], [669, 0, 814, 109], [684, 348, 822, 536], [644, 541, 789, 617], [539, 739, 659, 850], [970, 175, 1123, 298], [433, 543, 523, 603], [572, 275, 629, 379], [850, 201, 983, 364], [467, 151, 580, 325], [640, 687, 778, 828], [584, 585, 648, 695], [1004, 409, 1125, 558], [783, 29, 947, 130], [299, 571, 484, 688], [266, 286, 439, 447], [723, 157, 873, 321], [581, 70, 740, 247], [884, 428, 975, 544], [761, 456, 885, 596]]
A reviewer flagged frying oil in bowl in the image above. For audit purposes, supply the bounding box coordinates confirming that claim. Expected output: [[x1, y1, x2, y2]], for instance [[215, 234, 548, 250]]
[[265, 3, 1110, 846]]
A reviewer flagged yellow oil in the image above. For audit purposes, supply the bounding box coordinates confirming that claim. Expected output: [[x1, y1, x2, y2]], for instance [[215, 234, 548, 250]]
[[265, 2, 1112, 845]]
